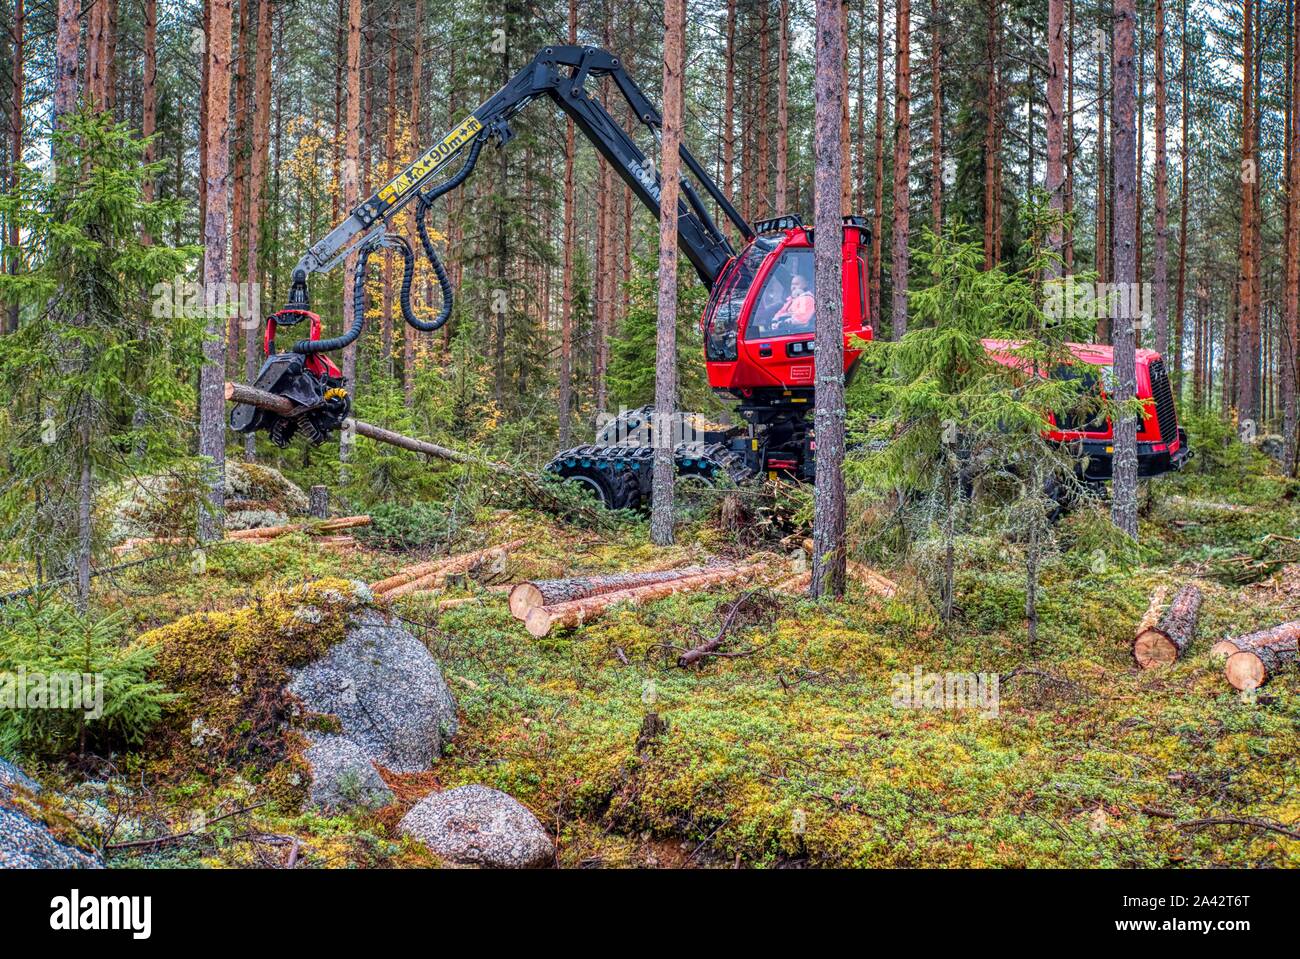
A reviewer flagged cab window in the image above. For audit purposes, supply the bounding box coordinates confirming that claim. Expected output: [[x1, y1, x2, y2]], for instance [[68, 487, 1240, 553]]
[[745, 248, 815, 340], [703, 238, 775, 361]]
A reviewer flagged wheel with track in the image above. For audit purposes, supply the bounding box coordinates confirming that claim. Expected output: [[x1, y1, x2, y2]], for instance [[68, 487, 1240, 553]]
[[553, 462, 641, 511]]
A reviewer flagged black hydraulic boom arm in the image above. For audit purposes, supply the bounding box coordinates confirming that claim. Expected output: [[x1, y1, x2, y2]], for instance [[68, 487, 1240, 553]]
[[281, 46, 753, 325]]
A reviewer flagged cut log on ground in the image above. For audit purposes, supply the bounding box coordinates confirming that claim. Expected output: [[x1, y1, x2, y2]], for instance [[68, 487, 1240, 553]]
[[524, 563, 764, 638], [802, 539, 897, 598], [374, 539, 526, 599], [773, 571, 811, 593], [226, 515, 370, 541], [508, 566, 710, 619], [1133, 584, 1202, 668], [1210, 621, 1300, 690]]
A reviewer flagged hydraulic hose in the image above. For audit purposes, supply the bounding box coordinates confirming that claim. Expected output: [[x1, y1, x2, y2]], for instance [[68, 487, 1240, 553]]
[[403, 135, 486, 333]]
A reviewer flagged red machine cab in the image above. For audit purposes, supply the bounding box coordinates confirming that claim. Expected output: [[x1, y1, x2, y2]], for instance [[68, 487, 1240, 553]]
[[702, 215, 872, 403]]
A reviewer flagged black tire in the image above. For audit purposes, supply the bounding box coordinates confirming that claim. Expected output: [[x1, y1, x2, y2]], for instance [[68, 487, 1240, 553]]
[[555, 463, 641, 511]]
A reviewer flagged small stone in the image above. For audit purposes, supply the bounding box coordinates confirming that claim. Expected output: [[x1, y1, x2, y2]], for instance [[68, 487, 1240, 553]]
[[398, 785, 552, 869]]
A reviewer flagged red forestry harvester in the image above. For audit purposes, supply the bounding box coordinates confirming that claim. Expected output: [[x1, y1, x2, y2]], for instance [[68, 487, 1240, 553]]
[[230, 45, 1190, 508]]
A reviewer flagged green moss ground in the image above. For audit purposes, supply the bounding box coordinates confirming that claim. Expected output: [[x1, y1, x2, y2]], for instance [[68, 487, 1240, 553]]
[[56, 450, 1300, 868]]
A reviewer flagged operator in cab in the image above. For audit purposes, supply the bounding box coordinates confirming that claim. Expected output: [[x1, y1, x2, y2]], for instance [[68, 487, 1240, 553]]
[[772, 272, 815, 334]]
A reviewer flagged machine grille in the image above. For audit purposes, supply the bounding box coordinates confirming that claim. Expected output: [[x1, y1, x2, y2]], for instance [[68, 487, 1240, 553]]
[[1148, 359, 1178, 442]]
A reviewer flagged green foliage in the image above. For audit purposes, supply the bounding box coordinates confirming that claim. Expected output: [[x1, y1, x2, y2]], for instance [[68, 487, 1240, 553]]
[[607, 251, 719, 415], [362, 501, 465, 551], [0, 597, 173, 758], [0, 111, 203, 576]]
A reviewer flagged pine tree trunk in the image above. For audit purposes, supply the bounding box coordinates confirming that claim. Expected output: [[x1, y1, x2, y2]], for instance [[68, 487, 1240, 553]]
[[811, 0, 848, 599], [6, 0, 22, 334], [244, 0, 271, 462], [405, 0, 423, 406], [1046, 0, 1065, 272], [891, 0, 911, 339], [930, 0, 942, 235], [558, 0, 577, 448], [777, 0, 790, 212], [1111, 0, 1140, 540], [872, 0, 885, 325], [757, 1, 770, 218], [1096, 26, 1108, 333], [651, 0, 685, 547], [984, 0, 998, 269], [1065, 0, 1076, 270], [141, 0, 156, 206], [1286, 0, 1300, 473], [339, 0, 361, 479], [1175, 0, 1190, 388], [1153, 0, 1170, 355], [724, 0, 736, 216], [229, 0, 250, 370], [381, 26, 398, 369], [199, 0, 234, 542], [1236, 0, 1258, 422], [53, 0, 79, 131], [840, 1, 852, 216]]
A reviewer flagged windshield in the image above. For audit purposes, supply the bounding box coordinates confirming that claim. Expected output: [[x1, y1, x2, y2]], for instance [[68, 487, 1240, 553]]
[[747, 248, 815, 339], [703, 238, 777, 361]]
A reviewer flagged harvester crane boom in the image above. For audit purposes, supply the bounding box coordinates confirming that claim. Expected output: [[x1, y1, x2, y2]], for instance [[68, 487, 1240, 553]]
[[283, 45, 752, 316]]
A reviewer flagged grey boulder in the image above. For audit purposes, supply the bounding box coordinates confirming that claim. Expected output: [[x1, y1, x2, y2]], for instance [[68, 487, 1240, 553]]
[[398, 785, 553, 869], [288, 609, 457, 774], [303, 735, 394, 812], [0, 757, 101, 869]]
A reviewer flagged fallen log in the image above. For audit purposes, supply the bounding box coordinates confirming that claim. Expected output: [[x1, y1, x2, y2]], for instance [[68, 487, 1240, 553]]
[[524, 563, 762, 638], [1210, 621, 1300, 690], [226, 515, 371, 541], [772, 571, 811, 593], [378, 539, 526, 599], [508, 566, 710, 619], [802, 539, 898, 598], [1133, 584, 1202, 668]]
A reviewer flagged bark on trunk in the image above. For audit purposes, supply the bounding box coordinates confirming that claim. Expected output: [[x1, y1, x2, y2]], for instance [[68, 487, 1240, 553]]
[[339, 0, 361, 477], [1211, 621, 1300, 690], [53, 0, 79, 132], [1046, 0, 1065, 271], [557, 0, 577, 447], [244, 0, 272, 461], [6, 0, 22, 334], [891, 0, 911, 338], [525, 564, 762, 638], [1111, 0, 1140, 539], [651, 0, 685, 547], [509, 567, 710, 619], [1153, 0, 1170, 354], [1175, 0, 1190, 389], [777, 0, 790, 211], [929, 0, 943, 235], [1286, 0, 1300, 474], [871, 0, 886, 323], [198, 0, 235, 542], [1133, 583, 1202, 667], [984, 0, 999, 269], [1236, 0, 1258, 421], [811, 0, 848, 599]]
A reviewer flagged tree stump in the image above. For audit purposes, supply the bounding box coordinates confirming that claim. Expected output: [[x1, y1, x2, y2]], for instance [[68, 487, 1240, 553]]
[[309, 485, 329, 519]]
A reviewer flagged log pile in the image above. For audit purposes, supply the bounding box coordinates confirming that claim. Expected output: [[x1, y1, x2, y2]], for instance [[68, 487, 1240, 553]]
[[523, 562, 767, 638], [1210, 621, 1300, 691], [111, 516, 371, 554], [370, 539, 526, 598], [1132, 584, 1202, 668]]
